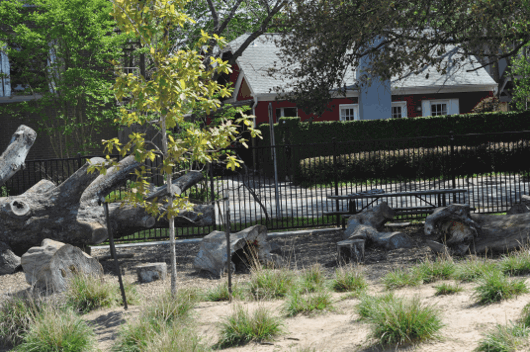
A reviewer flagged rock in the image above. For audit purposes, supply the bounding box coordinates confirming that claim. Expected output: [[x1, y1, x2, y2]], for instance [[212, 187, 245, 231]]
[[507, 203, 530, 215], [135, 262, 167, 283], [0, 241, 21, 275], [21, 239, 103, 293], [193, 225, 275, 276], [337, 239, 365, 263]]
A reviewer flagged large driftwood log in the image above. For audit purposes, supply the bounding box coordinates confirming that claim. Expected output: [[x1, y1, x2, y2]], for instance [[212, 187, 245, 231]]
[[425, 204, 530, 254], [343, 202, 415, 251], [21, 239, 103, 292], [0, 125, 37, 185], [0, 125, 214, 261]]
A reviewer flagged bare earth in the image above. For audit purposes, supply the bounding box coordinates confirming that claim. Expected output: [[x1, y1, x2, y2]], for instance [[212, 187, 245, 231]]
[[2, 225, 529, 352]]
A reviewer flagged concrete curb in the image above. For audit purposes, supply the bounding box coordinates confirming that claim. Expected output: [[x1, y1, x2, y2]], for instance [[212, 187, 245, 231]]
[[91, 227, 342, 250]]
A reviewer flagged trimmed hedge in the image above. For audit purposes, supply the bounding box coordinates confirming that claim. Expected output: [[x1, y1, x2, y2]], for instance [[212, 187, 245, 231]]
[[296, 141, 530, 185]]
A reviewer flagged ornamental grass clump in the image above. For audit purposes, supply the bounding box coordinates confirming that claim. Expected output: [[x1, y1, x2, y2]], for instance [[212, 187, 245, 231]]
[[473, 269, 528, 304], [248, 267, 296, 300], [500, 247, 530, 276], [0, 293, 45, 347], [359, 295, 443, 346], [300, 264, 326, 292], [284, 289, 334, 317], [434, 283, 463, 296], [475, 323, 529, 352], [331, 264, 368, 295], [139, 321, 210, 352], [15, 306, 96, 352], [66, 273, 140, 313], [355, 292, 396, 320], [205, 281, 244, 301], [382, 268, 423, 289], [217, 305, 284, 348], [415, 255, 456, 283], [453, 256, 497, 282]]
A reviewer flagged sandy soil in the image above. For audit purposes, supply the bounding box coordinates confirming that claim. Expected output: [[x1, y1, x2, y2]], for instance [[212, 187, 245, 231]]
[[2, 225, 529, 352]]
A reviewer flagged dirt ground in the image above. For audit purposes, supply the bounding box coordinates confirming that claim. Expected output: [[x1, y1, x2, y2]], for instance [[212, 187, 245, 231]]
[[2, 225, 530, 352]]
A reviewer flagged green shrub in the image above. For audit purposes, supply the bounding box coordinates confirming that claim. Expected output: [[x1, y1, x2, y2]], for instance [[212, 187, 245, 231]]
[[415, 256, 456, 283], [473, 270, 528, 304], [434, 283, 463, 296], [248, 268, 295, 300], [355, 293, 396, 320], [15, 306, 96, 352], [205, 282, 244, 301], [475, 323, 529, 352], [284, 289, 333, 317], [362, 295, 443, 346], [217, 305, 284, 347], [382, 269, 423, 289], [300, 264, 326, 292], [500, 249, 530, 276], [0, 294, 45, 347], [331, 265, 368, 294], [66, 274, 140, 313], [520, 302, 530, 328], [141, 321, 210, 352], [453, 257, 497, 282]]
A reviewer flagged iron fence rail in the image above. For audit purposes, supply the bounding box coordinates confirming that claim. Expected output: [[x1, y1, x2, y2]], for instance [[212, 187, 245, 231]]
[[3, 130, 530, 243]]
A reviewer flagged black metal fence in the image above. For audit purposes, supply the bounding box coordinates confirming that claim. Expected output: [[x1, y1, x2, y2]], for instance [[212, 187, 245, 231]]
[[3, 130, 530, 243]]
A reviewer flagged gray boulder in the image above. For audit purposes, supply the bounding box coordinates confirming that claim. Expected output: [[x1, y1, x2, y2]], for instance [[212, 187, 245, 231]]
[[0, 241, 21, 275]]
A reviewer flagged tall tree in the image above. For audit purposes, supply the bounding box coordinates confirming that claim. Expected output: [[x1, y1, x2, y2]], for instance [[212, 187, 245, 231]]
[[0, 0, 129, 158], [102, 0, 260, 296], [271, 0, 530, 115]]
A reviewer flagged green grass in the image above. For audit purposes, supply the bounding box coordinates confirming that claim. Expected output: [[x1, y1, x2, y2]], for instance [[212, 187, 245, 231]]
[[248, 267, 296, 300], [475, 323, 529, 352], [473, 269, 529, 304], [453, 257, 498, 282], [359, 295, 443, 346], [382, 268, 423, 289], [0, 294, 45, 347], [330, 265, 368, 295], [140, 321, 210, 352], [415, 255, 456, 283], [15, 306, 96, 352], [113, 288, 201, 352], [521, 302, 530, 328], [355, 293, 396, 320], [434, 283, 463, 296], [204, 281, 244, 301], [65, 274, 140, 313], [217, 305, 284, 348], [300, 264, 326, 292], [500, 249, 530, 276], [284, 289, 334, 317]]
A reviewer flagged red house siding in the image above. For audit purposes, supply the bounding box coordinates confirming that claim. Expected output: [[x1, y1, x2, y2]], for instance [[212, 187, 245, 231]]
[[392, 91, 493, 117]]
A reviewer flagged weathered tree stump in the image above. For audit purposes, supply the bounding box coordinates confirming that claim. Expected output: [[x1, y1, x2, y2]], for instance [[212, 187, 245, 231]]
[[337, 239, 365, 263], [0, 241, 21, 275], [193, 224, 278, 276], [425, 203, 530, 254], [343, 202, 415, 250], [21, 239, 103, 292]]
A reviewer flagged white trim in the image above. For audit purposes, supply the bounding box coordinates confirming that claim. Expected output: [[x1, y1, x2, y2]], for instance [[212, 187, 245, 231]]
[[421, 98, 459, 116], [392, 84, 496, 95], [0, 94, 43, 104], [391, 101, 407, 118], [339, 104, 359, 121], [275, 107, 298, 120]]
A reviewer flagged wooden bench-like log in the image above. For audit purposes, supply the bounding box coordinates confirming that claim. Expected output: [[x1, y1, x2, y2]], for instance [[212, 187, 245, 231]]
[[337, 239, 365, 263]]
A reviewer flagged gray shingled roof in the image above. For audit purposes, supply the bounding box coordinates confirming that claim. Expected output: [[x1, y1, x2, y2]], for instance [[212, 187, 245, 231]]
[[227, 33, 497, 96]]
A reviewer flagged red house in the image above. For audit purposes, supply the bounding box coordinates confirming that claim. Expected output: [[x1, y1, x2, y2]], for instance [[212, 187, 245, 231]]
[[221, 34, 498, 125]]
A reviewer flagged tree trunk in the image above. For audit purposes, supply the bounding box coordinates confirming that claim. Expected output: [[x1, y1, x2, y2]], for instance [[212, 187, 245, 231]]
[[0, 126, 214, 263], [0, 125, 37, 185], [425, 204, 530, 254]]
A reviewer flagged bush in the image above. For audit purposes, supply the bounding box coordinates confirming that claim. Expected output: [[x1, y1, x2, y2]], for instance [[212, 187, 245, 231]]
[[248, 268, 295, 300], [331, 265, 368, 294], [0, 294, 45, 347], [361, 295, 443, 346], [415, 255, 456, 283], [15, 306, 96, 352], [473, 270, 528, 304], [284, 289, 333, 317], [66, 274, 140, 313], [475, 323, 529, 352], [217, 305, 284, 347], [382, 269, 423, 289]]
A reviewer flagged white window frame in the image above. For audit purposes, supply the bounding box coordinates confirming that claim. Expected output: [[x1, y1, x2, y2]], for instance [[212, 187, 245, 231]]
[[422, 99, 460, 117], [275, 107, 298, 119], [391, 101, 407, 118], [430, 100, 448, 116], [339, 104, 359, 121]]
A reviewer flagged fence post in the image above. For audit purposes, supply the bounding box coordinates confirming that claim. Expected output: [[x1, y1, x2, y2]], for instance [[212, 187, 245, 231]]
[[209, 162, 216, 231], [77, 152, 82, 170], [332, 138, 339, 227], [449, 131, 456, 203]]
